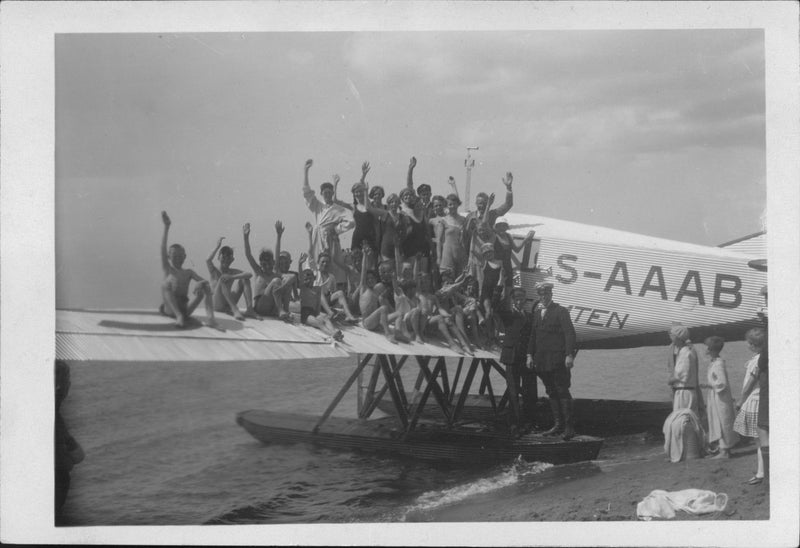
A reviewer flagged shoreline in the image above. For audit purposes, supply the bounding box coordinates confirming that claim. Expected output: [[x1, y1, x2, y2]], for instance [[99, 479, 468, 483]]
[[410, 435, 769, 522]]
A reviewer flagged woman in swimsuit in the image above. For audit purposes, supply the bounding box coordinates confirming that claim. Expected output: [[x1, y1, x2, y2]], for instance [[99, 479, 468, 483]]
[[334, 162, 382, 272], [378, 192, 406, 267], [437, 193, 467, 278], [428, 194, 446, 288], [492, 219, 536, 291], [399, 187, 430, 274]]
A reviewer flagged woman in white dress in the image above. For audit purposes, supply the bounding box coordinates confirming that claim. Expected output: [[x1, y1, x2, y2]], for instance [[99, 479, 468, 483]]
[[701, 336, 738, 458], [734, 327, 766, 483], [667, 326, 703, 413]]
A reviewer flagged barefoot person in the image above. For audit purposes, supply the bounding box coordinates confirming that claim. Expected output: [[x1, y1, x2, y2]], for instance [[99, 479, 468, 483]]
[[243, 221, 288, 319], [206, 237, 258, 320], [461, 172, 514, 280], [313, 251, 359, 325], [355, 245, 395, 343], [700, 336, 738, 458], [297, 268, 343, 342], [159, 211, 217, 328], [734, 327, 766, 483]]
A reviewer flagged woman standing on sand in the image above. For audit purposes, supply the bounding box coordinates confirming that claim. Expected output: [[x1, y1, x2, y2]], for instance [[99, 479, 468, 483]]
[[667, 326, 704, 414], [734, 327, 766, 483], [701, 336, 738, 458]]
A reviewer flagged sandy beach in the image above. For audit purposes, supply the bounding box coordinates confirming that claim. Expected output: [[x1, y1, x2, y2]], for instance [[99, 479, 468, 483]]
[[411, 435, 768, 522]]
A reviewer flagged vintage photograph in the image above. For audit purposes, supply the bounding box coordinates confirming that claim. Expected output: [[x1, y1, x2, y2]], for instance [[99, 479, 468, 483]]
[[2, 2, 799, 546]]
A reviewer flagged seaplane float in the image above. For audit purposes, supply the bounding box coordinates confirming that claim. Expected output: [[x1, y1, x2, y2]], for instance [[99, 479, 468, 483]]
[[56, 212, 767, 466]]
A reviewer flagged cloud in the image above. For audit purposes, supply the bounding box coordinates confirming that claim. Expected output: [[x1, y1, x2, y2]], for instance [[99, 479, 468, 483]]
[[342, 29, 764, 160]]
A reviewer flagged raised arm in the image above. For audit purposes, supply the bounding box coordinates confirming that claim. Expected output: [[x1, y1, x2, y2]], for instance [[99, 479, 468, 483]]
[[406, 156, 416, 190], [447, 176, 460, 201], [493, 172, 514, 217], [303, 159, 324, 214], [332, 173, 341, 201], [436, 219, 446, 262], [206, 237, 224, 273], [274, 221, 284, 275], [304, 221, 317, 270], [361, 161, 370, 185], [243, 223, 261, 274], [160, 211, 173, 275], [303, 159, 313, 192]]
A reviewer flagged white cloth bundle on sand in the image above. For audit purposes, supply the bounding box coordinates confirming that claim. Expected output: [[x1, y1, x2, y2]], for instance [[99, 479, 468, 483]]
[[663, 408, 706, 462], [636, 489, 728, 520]]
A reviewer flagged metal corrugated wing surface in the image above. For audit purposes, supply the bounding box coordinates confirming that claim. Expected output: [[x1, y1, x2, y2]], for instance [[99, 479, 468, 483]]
[[55, 309, 499, 363]]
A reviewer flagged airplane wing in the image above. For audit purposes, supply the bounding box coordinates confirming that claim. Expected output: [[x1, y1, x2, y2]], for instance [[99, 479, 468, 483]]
[[718, 231, 768, 272], [55, 309, 499, 364], [717, 231, 767, 256]]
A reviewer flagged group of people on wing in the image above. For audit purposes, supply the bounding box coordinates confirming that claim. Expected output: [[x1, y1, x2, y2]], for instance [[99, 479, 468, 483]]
[[158, 156, 536, 355]]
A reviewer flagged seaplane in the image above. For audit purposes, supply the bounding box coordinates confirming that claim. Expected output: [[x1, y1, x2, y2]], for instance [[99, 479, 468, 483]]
[[55, 213, 767, 466]]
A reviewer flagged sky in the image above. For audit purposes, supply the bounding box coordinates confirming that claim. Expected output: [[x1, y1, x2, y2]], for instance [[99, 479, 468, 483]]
[[55, 29, 766, 309]]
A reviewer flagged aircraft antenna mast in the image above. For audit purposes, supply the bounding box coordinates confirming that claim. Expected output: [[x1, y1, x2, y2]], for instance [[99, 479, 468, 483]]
[[464, 146, 479, 212]]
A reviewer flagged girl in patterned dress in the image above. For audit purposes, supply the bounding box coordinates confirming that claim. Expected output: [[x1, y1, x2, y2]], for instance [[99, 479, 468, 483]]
[[734, 327, 766, 483]]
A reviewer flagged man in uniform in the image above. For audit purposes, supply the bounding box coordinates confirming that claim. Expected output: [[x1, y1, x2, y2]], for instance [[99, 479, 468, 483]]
[[529, 282, 578, 440], [497, 286, 537, 431]]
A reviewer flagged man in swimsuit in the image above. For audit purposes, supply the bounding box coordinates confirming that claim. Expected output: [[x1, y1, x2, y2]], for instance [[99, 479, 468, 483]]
[[355, 246, 395, 343], [243, 221, 291, 320], [206, 237, 258, 320], [159, 211, 217, 328], [298, 268, 343, 341], [461, 172, 514, 280]]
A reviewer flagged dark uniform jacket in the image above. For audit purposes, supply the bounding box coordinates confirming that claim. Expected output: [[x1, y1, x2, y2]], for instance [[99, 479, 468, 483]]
[[529, 301, 576, 372], [497, 300, 533, 366]]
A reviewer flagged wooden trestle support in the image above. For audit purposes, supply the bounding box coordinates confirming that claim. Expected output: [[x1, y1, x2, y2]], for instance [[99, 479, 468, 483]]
[[314, 352, 523, 436]]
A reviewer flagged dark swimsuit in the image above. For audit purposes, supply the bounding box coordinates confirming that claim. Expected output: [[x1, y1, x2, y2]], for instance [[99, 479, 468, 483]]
[[379, 212, 403, 259], [494, 234, 515, 288], [351, 208, 378, 253], [401, 213, 430, 258], [159, 295, 189, 317]]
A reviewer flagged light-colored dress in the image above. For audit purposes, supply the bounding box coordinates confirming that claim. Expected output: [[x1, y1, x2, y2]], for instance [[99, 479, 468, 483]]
[[672, 345, 700, 413], [733, 354, 760, 438], [438, 215, 466, 275], [705, 357, 739, 449], [303, 188, 354, 285]]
